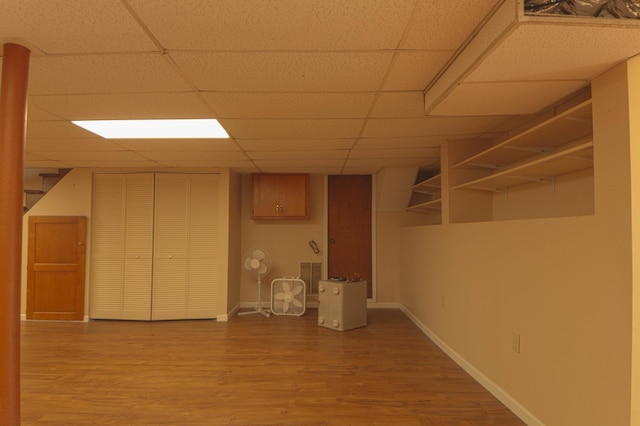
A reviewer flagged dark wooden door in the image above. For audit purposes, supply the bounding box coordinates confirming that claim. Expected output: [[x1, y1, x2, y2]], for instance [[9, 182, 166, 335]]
[[328, 175, 372, 297], [27, 216, 86, 320]]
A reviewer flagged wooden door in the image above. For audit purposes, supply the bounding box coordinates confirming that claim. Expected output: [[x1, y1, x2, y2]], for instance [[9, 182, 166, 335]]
[[328, 175, 372, 297], [27, 216, 86, 320]]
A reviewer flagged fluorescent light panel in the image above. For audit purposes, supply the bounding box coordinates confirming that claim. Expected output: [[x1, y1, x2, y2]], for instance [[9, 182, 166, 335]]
[[72, 119, 229, 139]]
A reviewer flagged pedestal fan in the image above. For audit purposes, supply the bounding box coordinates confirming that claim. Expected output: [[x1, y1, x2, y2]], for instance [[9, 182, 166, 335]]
[[239, 248, 272, 317]]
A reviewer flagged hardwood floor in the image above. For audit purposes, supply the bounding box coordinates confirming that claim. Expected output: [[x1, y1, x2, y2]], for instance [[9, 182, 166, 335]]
[[20, 309, 525, 425]]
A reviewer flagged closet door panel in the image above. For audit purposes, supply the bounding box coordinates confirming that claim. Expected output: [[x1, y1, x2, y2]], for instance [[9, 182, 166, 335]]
[[152, 258, 187, 320], [122, 175, 154, 319], [187, 174, 219, 318], [153, 174, 189, 320], [91, 174, 154, 320]]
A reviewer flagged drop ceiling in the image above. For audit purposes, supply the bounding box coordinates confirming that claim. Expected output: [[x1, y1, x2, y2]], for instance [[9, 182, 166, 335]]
[[1, 0, 640, 174]]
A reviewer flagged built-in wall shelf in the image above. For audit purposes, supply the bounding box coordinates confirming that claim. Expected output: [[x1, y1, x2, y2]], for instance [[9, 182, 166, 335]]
[[406, 198, 442, 213], [453, 139, 593, 192], [411, 173, 441, 194], [454, 99, 593, 171], [406, 173, 441, 214], [446, 91, 594, 223]]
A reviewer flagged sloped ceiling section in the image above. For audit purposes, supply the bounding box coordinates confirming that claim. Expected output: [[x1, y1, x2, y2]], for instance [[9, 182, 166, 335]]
[[424, 0, 640, 117]]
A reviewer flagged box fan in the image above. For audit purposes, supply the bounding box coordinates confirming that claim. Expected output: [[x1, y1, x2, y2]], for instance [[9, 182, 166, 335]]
[[271, 278, 306, 316]]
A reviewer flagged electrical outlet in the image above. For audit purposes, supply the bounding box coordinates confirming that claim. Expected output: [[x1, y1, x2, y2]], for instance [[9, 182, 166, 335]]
[[512, 333, 521, 354], [440, 296, 446, 309]]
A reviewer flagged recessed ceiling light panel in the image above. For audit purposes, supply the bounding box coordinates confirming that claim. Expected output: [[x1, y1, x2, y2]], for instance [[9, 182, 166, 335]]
[[72, 119, 229, 139]]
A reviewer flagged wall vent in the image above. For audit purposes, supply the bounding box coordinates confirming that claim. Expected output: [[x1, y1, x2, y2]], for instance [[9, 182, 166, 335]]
[[300, 262, 321, 295]]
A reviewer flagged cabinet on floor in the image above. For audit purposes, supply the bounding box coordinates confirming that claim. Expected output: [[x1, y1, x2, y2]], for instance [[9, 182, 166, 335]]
[[90, 173, 220, 320]]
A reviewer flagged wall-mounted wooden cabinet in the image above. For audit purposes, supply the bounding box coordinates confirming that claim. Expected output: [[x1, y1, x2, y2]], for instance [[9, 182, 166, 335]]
[[251, 173, 310, 219]]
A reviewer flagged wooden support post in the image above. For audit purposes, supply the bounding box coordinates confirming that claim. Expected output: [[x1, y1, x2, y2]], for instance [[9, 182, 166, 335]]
[[0, 42, 30, 426]]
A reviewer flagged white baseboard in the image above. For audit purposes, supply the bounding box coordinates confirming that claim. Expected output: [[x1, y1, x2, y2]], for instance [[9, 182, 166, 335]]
[[398, 305, 544, 426]]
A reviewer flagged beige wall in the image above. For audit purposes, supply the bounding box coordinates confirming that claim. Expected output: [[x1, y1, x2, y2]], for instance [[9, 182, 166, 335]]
[[396, 60, 636, 425], [21, 168, 94, 317], [20, 169, 236, 319], [239, 174, 325, 305]]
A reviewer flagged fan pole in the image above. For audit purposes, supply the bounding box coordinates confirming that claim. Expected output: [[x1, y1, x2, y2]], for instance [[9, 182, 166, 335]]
[[239, 275, 271, 317]]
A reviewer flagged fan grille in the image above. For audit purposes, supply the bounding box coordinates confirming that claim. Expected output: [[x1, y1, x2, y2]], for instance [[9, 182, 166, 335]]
[[271, 278, 306, 316]]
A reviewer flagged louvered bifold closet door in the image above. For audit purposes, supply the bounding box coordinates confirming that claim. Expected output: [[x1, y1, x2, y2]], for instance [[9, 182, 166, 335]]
[[152, 173, 220, 320], [153, 174, 189, 320], [91, 174, 154, 320], [187, 174, 219, 319]]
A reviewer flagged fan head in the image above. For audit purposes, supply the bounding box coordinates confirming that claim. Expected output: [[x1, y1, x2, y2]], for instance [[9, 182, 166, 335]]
[[242, 247, 271, 277], [271, 278, 306, 316]]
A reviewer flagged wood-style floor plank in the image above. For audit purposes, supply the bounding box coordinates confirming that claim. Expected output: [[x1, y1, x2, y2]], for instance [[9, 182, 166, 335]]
[[20, 309, 525, 425]]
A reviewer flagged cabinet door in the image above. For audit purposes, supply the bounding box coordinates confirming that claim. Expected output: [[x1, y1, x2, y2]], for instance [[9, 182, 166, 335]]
[[251, 174, 309, 219], [251, 174, 282, 218], [280, 174, 310, 218], [91, 173, 154, 320]]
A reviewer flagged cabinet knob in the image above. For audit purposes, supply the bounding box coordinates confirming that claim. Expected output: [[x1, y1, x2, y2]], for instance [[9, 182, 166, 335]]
[[333, 287, 340, 295], [332, 319, 340, 328], [318, 316, 324, 325], [318, 284, 325, 293]]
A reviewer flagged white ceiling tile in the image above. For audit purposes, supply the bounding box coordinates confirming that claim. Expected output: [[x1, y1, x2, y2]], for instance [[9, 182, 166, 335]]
[[383, 51, 454, 91], [28, 104, 61, 121], [401, 0, 503, 49], [253, 159, 345, 170], [247, 150, 348, 161], [221, 119, 364, 139], [371, 92, 426, 118], [114, 139, 241, 152], [0, 0, 157, 53], [170, 51, 393, 92], [354, 137, 445, 149], [128, 0, 415, 51], [27, 121, 98, 139], [349, 148, 439, 159], [362, 116, 510, 138], [30, 93, 213, 120], [237, 139, 356, 151], [24, 159, 71, 168], [26, 138, 126, 152], [430, 81, 589, 116], [155, 160, 257, 169], [29, 54, 190, 95], [34, 150, 150, 162], [60, 160, 161, 168], [345, 158, 437, 169], [202, 92, 375, 119], [139, 151, 248, 161]]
